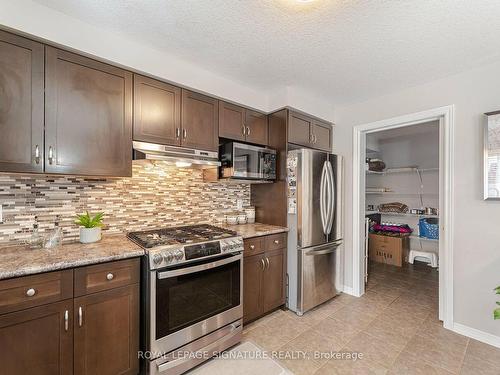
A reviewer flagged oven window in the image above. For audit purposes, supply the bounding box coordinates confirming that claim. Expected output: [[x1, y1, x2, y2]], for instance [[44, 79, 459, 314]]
[[155, 259, 240, 339]]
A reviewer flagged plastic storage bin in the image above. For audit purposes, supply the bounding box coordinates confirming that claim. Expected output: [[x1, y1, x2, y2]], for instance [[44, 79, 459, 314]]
[[419, 218, 439, 239]]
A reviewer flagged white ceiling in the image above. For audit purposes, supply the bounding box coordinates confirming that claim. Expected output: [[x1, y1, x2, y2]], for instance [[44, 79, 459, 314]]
[[31, 0, 500, 106], [368, 120, 439, 142]]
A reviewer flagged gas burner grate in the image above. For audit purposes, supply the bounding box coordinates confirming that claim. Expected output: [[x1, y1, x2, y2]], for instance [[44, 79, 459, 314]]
[[127, 224, 237, 248]]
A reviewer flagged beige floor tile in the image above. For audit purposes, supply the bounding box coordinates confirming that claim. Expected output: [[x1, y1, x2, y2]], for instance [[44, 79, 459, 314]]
[[312, 297, 349, 316], [279, 357, 323, 375], [464, 339, 500, 368], [416, 318, 469, 348], [343, 331, 404, 368], [311, 316, 361, 344], [329, 304, 379, 329], [280, 328, 345, 364], [389, 350, 454, 375], [315, 356, 388, 374], [362, 319, 416, 348], [402, 334, 467, 373], [460, 353, 500, 375], [284, 307, 331, 327]]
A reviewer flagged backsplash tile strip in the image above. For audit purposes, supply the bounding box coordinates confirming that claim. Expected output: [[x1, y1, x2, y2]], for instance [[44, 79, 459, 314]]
[[0, 163, 250, 245]]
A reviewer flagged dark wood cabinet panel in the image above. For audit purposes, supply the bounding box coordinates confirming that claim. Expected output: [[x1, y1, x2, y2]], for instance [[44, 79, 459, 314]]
[[219, 101, 245, 141], [181, 89, 218, 151], [263, 248, 285, 312], [243, 253, 264, 323], [74, 284, 139, 375], [312, 121, 332, 152], [245, 110, 268, 145], [45, 47, 133, 177], [0, 31, 44, 173], [0, 299, 73, 375], [133, 74, 181, 146], [288, 111, 313, 147]]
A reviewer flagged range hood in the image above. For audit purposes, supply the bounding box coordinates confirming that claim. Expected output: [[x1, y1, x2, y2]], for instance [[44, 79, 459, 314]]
[[133, 141, 220, 169]]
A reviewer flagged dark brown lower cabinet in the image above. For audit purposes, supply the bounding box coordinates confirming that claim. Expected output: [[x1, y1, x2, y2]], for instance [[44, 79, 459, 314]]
[[74, 284, 139, 375], [0, 299, 73, 375], [243, 234, 287, 324], [0, 258, 140, 375]]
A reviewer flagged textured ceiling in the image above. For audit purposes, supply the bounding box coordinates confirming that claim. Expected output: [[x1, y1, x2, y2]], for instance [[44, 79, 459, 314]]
[[32, 0, 500, 105]]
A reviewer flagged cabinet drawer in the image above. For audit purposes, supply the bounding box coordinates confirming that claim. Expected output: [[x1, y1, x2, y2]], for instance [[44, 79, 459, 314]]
[[74, 258, 140, 297], [265, 233, 287, 251], [0, 269, 73, 314], [244, 237, 264, 257]]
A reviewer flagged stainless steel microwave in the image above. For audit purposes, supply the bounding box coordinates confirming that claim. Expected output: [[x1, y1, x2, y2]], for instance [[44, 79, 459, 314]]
[[219, 142, 277, 181]]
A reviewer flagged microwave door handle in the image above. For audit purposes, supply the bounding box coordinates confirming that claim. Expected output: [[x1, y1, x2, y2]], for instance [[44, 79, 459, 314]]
[[157, 253, 242, 279]]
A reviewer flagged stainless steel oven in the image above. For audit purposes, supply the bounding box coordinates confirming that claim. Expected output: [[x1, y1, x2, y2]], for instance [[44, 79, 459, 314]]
[[219, 142, 276, 181], [149, 252, 243, 356]]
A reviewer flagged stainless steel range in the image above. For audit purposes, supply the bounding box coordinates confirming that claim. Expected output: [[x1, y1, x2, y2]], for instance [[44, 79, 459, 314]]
[[128, 224, 243, 375]]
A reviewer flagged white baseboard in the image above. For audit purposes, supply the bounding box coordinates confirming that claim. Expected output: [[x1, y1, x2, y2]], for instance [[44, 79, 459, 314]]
[[341, 285, 356, 296], [452, 323, 500, 349]]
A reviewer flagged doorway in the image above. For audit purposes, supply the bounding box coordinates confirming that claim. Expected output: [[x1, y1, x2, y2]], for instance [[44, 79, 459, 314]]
[[352, 105, 454, 329]]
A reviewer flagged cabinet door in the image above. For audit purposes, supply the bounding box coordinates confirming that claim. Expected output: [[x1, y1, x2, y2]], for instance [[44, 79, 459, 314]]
[[74, 284, 139, 375], [181, 89, 218, 151], [312, 121, 332, 151], [243, 254, 264, 323], [0, 30, 44, 173], [45, 47, 133, 177], [288, 111, 313, 147], [133, 74, 181, 146], [219, 101, 245, 141], [263, 248, 286, 312], [245, 110, 268, 145], [0, 300, 73, 375]]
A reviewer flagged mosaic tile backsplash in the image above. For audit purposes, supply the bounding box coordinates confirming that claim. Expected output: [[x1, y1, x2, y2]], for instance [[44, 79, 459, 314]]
[[0, 162, 250, 245]]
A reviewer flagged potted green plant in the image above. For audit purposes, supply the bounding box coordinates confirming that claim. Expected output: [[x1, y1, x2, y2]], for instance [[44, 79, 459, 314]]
[[495, 286, 500, 320], [75, 211, 104, 244]]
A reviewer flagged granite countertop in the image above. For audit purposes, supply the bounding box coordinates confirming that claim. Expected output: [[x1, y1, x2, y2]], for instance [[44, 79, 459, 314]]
[[220, 222, 288, 239], [0, 235, 144, 280]]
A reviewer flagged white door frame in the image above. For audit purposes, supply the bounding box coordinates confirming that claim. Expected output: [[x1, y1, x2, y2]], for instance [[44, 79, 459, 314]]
[[352, 105, 454, 329]]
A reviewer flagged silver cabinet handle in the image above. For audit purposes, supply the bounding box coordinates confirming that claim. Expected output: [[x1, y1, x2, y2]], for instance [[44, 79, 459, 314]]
[[34, 145, 40, 164], [64, 310, 69, 331], [265, 257, 270, 269], [26, 288, 36, 297], [106, 273, 114, 281], [48, 146, 54, 165], [176, 128, 181, 139], [260, 258, 265, 270], [78, 306, 83, 327], [246, 126, 251, 136], [273, 240, 279, 245], [183, 129, 187, 139], [249, 245, 255, 250], [242, 125, 246, 136]]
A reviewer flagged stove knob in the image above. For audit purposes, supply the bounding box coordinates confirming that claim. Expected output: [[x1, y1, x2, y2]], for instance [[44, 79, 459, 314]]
[[174, 250, 184, 261], [163, 252, 174, 263], [152, 253, 163, 265]]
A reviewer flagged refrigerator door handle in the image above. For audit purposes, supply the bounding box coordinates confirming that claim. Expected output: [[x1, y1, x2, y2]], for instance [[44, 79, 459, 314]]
[[326, 160, 335, 235], [320, 161, 328, 234]]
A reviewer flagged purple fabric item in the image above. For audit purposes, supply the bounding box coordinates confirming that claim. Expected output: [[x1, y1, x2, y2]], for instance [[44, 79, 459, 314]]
[[372, 223, 413, 234]]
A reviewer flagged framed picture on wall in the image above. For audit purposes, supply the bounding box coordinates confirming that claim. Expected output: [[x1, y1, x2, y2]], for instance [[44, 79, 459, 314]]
[[484, 111, 500, 200]]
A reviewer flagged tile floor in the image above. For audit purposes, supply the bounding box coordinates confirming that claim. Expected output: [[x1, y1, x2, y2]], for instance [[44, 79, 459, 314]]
[[242, 261, 500, 374]]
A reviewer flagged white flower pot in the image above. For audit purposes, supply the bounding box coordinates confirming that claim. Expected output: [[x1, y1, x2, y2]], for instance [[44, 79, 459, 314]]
[[79, 227, 102, 244]]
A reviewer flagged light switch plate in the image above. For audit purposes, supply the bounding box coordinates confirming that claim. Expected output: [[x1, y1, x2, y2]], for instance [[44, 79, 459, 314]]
[[236, 199, 243, 210]]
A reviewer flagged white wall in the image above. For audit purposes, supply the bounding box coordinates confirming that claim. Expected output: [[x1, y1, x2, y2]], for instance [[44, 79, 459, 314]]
[[0, 0, 335, 120], [335, 59, 500, 339]]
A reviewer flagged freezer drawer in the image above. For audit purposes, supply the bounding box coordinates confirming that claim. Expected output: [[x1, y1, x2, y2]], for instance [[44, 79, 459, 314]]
[[298, 241, 341, 314]]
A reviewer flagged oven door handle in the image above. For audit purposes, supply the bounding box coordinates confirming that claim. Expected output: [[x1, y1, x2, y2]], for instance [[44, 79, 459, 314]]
[[157, 253, 242, 279]]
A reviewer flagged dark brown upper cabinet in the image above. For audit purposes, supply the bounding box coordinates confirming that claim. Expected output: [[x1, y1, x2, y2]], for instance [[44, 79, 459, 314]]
[[219, 101, 246, 142], [181, 89, 219, 151], [45, 47, 133, 177], [288, 110, 332, 152], [219, 101, 268, 146], [133, 74, 181, 146], [0, 31, 44, 173]]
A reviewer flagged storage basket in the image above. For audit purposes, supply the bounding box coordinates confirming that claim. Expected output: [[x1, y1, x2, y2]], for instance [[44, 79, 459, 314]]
[[419, 218, 439, 239]]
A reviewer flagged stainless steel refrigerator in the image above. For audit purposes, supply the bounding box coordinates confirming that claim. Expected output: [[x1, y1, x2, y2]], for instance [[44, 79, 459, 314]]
[[286, 148, 343, 315]]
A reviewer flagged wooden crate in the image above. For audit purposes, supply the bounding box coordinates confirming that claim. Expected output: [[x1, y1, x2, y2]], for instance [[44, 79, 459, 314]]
[[368, 233, 409, 267]]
